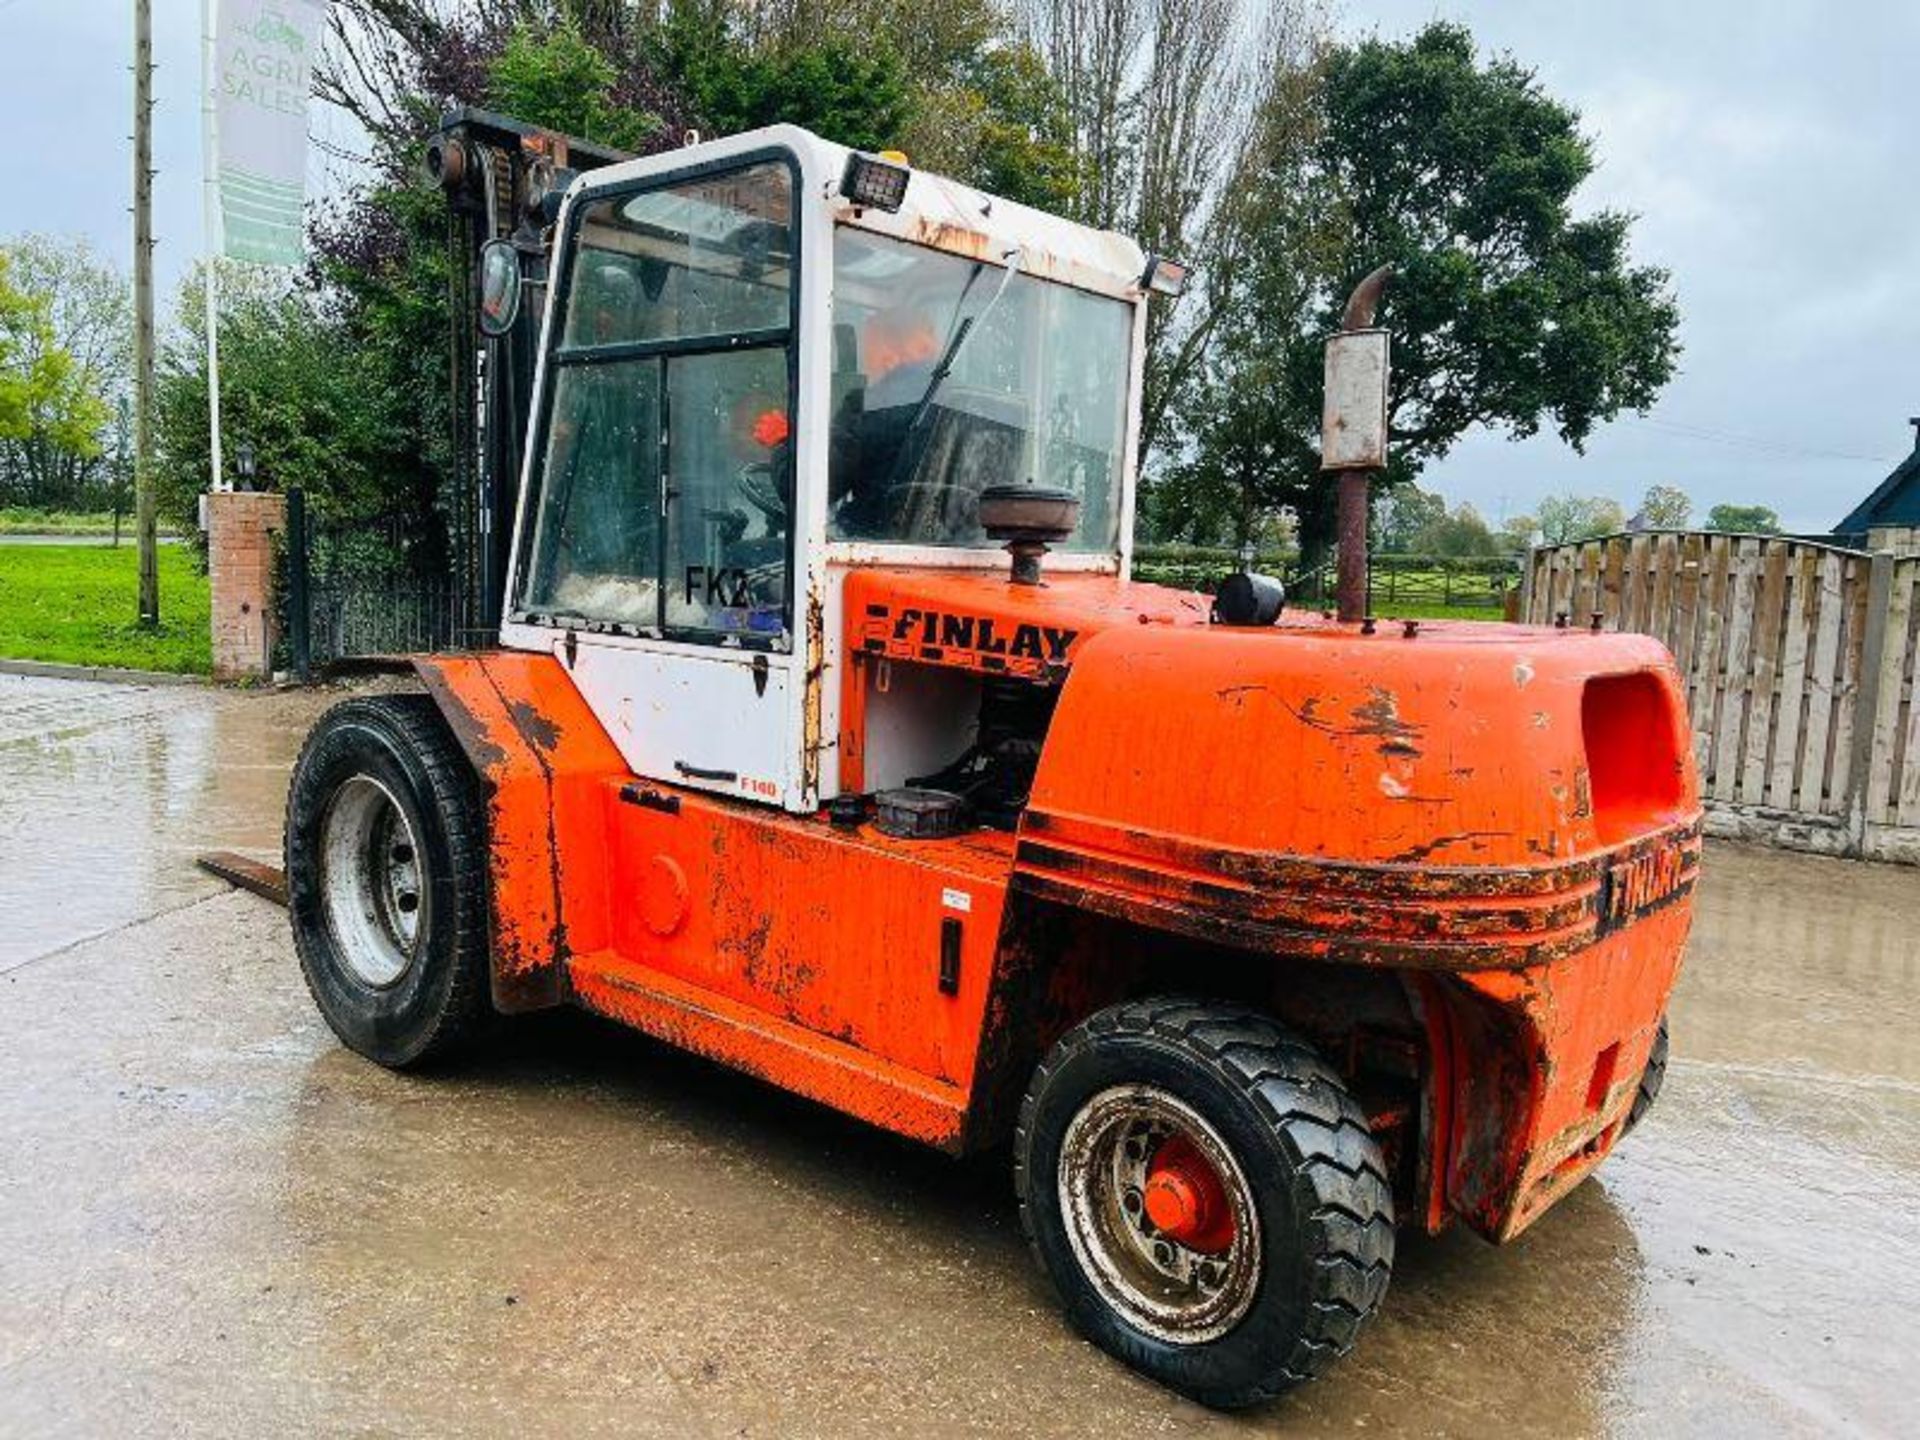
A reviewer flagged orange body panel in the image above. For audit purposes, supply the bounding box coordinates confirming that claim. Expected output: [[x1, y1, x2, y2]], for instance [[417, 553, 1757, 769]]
[[415, 651, 627, 1010], [1452, 901, 1693, 1239], [600, 794, 1010, 1083], [416, 567, 1701, 1238], [838, 570, 1211, 792], [1025, 617, 1694, 867], [419, 650, 1016, 1150]]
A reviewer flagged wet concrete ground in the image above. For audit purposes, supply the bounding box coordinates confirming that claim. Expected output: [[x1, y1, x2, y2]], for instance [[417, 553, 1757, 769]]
[[1, 673, 1915, 1436]]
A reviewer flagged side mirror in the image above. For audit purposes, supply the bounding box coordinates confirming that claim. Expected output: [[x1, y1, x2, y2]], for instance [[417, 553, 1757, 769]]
[[477, 238, 523, 338]]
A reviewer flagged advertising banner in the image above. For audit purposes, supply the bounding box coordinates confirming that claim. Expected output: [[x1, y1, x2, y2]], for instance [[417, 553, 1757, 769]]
[[212, 1, 329, 265]]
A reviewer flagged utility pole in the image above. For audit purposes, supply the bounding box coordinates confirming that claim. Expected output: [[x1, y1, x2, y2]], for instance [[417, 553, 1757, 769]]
[[132, 0, 160, 626]]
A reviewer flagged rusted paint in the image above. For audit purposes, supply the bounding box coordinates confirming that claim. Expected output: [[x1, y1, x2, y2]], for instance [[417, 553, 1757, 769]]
[[1019, 809, 1699, 906], [962, 893, 1123, 1153], [909, 215, 995, 261], [801, 587, 825, 801], [505, 696, 563, 754], [414, 660, 511, 777], [843, 164, 1149, 298], [1028, 624, 1696, 869], [595, 785, 1012, 1089], [1351, 686, 1422, 743], [568, 950, 970, 1151]]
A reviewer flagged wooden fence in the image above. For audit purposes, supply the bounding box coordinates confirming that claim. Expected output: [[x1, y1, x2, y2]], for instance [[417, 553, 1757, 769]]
[[1523, 532, 1920, 864]]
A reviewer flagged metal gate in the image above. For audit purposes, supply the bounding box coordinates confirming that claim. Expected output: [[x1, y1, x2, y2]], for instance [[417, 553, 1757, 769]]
[[282, 489, 467, 675]]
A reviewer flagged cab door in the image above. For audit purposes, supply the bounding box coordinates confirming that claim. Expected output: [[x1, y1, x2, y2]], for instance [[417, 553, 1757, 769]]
[[504, 145, 809, 808]]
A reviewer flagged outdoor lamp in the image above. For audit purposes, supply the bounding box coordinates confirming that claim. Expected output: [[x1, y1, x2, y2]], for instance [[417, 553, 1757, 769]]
[[234, 442, 257, 492], [839, 152, 910, 213]]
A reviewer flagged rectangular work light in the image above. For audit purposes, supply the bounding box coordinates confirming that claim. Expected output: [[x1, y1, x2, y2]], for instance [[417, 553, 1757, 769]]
[[1141, 254, 1190, 297], [840, 152, 911, 213]]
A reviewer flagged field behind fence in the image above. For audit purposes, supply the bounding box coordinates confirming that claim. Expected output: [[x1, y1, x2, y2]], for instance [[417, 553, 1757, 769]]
[[1524, 531, 1920, 863], [1133, 547, 1517, 618]]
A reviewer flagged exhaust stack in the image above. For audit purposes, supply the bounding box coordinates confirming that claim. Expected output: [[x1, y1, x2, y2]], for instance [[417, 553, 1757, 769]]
[[1323, 266, 1393, 624]]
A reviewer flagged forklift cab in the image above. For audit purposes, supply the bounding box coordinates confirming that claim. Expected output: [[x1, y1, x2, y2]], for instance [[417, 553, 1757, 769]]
[[499, 125, 1156, 814]]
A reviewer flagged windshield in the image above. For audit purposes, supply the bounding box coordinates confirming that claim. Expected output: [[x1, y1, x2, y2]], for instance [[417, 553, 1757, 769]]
[[827, 228, 1130, 553]]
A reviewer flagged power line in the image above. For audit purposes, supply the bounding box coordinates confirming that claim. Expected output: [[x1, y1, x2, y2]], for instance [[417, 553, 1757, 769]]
[[1625, 416, 1900, 466]]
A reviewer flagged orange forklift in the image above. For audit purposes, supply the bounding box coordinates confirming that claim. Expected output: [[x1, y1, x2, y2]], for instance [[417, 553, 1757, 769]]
[[284, 125, 1697, 1407]]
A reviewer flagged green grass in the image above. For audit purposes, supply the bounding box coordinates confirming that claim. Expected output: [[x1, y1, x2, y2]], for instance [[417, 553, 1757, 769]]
[[0, 508, 181, 537], [1365, 600, 1505, 622], [1134, 556, 1511, 623], [0, 543, 211, 674], [1280, 598, 1505, 622]]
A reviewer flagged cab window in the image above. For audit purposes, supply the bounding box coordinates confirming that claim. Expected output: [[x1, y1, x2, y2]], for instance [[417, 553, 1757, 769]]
[[826, 228, 1128, 553], [518, 158, 797, 648]]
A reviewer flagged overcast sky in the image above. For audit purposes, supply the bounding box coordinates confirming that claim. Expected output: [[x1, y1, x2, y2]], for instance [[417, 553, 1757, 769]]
[[2, 0, 1913, 532]]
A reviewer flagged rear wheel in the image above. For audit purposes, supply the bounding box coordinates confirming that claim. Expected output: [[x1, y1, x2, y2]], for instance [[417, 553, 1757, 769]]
[[1625, 1015, 1670, 1134], [1015, 999, 1395, 1409], [285, 695, 492, 1068]]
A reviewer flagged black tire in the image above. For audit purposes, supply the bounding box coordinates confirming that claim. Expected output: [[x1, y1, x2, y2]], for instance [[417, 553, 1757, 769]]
[[285, 694, 492, 1068], [1625, 1015, 1669, 1134], [1015, 998, 1394, 1409]]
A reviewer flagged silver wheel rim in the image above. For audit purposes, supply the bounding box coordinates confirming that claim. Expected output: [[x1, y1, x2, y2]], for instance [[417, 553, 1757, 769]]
[[319, 774, 427, 989], [1057, 1085, 1262, 1345]]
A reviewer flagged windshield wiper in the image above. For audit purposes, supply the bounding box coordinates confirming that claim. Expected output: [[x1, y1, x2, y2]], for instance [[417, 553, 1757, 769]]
[[882, 247, 1025, 495]]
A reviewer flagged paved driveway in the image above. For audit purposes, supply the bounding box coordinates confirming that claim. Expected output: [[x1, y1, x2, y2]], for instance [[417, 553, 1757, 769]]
[[1, 674, 1914, 1436]]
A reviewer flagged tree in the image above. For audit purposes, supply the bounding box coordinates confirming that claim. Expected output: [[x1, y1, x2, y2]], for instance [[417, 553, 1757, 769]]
[[1328, 27, 1679, 467], [295, 6, 710, 583], [1168, 23, 1680, 553], [1023, 0, 1332, 458], [0, 242, 117, 507], [1428, 502, 1499, 557], [1498, 513, 1540, 553], [652, 2, 914, 150], [0, 253, 43, 441], [1704, 503, 1782, 535], [489, 19, 664, 152], [1637, 483, 1691, 529], [1373, 489, 1497, 555], [1537, 492, 1626, 545], [154, 266, 416, 548], [1374, 485, 1445, 552], [904, 41, 1079, 214]]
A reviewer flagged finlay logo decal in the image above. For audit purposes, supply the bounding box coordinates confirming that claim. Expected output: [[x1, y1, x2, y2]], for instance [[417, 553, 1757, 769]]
[[1604, 844, 1689, 923], [858, 604, 1078, 678]]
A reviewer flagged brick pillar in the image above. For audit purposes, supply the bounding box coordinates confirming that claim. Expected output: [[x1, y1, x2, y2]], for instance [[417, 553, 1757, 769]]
[[206, 491, 287, 681]]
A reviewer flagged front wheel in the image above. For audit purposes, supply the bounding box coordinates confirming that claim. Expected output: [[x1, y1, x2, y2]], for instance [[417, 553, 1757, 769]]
[[285, 694, 493, 1068], [1015, 999, 1395, 1409]]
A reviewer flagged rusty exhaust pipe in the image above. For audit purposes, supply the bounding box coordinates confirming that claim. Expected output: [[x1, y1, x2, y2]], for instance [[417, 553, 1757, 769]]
[[1324, 265, 1393, 625]]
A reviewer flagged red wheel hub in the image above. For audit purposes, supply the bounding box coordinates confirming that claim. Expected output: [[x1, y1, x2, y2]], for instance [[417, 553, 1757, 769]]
[[1142, 1134, 1236, 1253]]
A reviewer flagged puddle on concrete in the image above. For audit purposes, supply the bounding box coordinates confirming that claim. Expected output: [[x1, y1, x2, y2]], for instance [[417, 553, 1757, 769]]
[[1, 676, 1915, 1434], [0, 675, 334, 970]]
